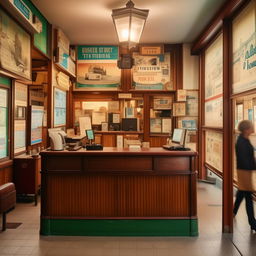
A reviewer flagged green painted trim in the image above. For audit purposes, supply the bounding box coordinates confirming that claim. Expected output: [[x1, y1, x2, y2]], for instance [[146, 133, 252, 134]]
[[0, 76, 11, 87], [22, 0, 49, 55], [40, 219, 198, 237]]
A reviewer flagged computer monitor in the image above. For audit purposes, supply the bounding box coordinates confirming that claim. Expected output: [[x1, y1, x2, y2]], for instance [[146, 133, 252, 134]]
[[122, 118, 137, 131], [172, 128, 186, 145], [86, 129, 94, 140]]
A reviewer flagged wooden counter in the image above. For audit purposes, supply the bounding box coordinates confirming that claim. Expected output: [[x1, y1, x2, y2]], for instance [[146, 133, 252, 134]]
[[40, 147, 198, 236]]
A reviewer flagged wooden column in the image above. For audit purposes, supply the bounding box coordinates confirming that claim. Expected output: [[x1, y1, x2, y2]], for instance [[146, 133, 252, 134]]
[[198, 53, 206, 180], [222, 19, 233, 233]]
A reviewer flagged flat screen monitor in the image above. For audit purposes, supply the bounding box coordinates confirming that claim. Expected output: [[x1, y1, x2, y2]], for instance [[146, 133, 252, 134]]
[[172, 128, 186, 145], [121, 118, 137, 131], [86, 129, 94, 140]]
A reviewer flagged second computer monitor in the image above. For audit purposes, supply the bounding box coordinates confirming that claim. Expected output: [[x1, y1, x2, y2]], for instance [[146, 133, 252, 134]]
[[172, 128, 186, 146], [86, 129, 95, 140]]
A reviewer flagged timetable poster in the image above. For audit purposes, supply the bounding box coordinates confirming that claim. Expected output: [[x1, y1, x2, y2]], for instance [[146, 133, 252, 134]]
[[205, 131, 223, 172], [54, 88, 66, 127], [31, 106, 44, 145], [76, 46, 120, 90], [232, 1, 256, 94], [133, 53, 173, 90]]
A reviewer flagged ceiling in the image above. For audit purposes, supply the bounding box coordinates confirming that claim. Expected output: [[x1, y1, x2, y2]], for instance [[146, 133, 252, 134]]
[[32, 0, 226, 45]]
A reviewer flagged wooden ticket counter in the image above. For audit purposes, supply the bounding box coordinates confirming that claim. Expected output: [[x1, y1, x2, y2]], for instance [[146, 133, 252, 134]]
[[40, 148, 198, 236]]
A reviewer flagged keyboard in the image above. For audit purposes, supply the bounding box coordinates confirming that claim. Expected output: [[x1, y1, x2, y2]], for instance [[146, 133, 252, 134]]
[[162, 145, 190, 151]]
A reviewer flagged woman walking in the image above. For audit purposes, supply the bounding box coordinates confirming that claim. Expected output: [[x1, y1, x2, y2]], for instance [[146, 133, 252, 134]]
[[233, 120, 256, 231]]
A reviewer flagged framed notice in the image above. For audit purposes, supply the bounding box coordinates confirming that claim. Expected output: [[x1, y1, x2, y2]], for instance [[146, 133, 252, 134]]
[[173, 102, 186, 116], [150, 118, 162, 133], [0, 9, 31, 80], [177, 90, 186, 101], [162, 118, 172, 133], [76, 45, 121, 91], [14, 120, 26, 154], [232, 1, 256, 94], [132, 53, 173, 90], [30, 105, 44, 145], [205, 131, 223, 172], [153, 98, 172, 110], [186, 90, 198, 116], [54, 88, 66, 127], [205, 96, 223, 127]]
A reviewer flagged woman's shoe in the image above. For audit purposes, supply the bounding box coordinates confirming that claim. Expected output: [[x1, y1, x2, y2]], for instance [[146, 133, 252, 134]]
[[250, 224, 256, 232]]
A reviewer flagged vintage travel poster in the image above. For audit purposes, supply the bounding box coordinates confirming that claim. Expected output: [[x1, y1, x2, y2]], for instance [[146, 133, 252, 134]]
[[76, 46, 121, 91], [232, 1, 256, 94], [0, 9, 31, 80], [205, 131, 223, 172], [132, 53, 172, 90]]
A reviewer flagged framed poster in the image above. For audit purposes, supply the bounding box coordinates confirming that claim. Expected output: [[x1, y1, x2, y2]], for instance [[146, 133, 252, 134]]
[[150, 118, 162, 133], [153, 98, 172, 110], [162, 118, 172, 133], [30, 105, 44, 145], [205, 131, 223, 172], [0, 9, 31, 80], [186, 91, 198, 116], [14, 82, 27, 120], [0, 88, 8, 159], [14, 120, 26, 153], [54, 88, 66, 127], [132, 53, 173, 90], [232, 1, 256, 94], [205, 34, 223, 100], [173, 102, 186, 116], [76, 46, 121, 91], [177, 89, 187, 101], [205, 96, 223, 127]]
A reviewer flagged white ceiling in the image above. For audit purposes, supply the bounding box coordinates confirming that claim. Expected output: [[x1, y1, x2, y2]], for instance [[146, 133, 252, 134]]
[[32, 0, 226, 45]]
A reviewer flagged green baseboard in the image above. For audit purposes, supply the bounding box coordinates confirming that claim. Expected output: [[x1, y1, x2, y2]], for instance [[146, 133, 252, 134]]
[[40, 218, 198, 236]]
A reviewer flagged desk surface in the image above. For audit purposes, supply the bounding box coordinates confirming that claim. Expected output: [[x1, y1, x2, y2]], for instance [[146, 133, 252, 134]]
[[40, 147, 197, 157]]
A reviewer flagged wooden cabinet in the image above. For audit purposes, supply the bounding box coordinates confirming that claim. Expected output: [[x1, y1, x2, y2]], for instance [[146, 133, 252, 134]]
[[13, 155, 41, 205]]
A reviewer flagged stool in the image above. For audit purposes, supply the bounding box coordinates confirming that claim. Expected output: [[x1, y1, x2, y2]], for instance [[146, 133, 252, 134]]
[[0, 183, 16, 231]]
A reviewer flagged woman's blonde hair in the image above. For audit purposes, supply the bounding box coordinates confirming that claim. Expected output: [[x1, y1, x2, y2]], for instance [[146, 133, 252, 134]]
[[238, 120, 253, 133]]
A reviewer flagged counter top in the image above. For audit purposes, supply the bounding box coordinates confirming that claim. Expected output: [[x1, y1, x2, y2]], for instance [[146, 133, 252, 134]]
[[40, 147, 197, 157]]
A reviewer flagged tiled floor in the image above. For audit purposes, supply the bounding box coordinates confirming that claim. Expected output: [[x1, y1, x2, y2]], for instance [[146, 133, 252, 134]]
[[0, 182, 255, 256]]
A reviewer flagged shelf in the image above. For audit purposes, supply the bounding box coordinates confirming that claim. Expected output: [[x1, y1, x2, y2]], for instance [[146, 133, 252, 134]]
[[150, 133, 170, 137]]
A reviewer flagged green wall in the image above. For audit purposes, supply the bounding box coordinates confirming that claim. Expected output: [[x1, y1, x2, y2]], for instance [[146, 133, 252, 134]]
[[0, 76, 11, 87], [22, 0, 49, 56]]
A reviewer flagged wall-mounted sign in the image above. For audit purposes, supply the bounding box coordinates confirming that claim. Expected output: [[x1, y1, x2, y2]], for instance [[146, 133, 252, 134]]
[[139, 45, 164, 55], [75, 45, 121, 91], [132, 52, 172, 90]]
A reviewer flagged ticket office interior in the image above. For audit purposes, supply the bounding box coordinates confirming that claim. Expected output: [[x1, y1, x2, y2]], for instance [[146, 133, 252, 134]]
[[0, 0, 255, 232]]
